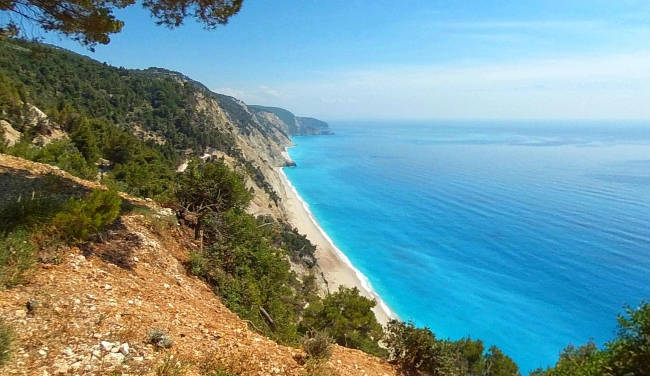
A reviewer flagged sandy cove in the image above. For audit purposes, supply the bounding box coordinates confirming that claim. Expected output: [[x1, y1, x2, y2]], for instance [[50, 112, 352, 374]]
[[274, 166, 395, 326]]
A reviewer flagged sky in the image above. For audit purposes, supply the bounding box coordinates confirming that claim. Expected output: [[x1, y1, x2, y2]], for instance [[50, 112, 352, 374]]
[[37, 0, 650, 120]]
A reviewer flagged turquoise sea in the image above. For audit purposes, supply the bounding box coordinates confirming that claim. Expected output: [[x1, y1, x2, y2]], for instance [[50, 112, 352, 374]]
[[283, 121, 650, 373]]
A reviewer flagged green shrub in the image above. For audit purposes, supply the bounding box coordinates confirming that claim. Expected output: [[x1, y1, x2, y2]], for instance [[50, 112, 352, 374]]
[[53, 189, 121, 242], [0, 320, 13, 366], [0, 229, 35, 287], [192, 209, 307, 345], [384, 320, 460, 375], [300, 286, 385, 357], [384, 320, 520, 376], [484, 346, 520, 376], [147, 329, 173, 349], [302, 331, 333, 362], [6, 139, 98, 180], [532, 302, 650, 376], [0, 192, 64, 233], [35, 140, 98, 180], [0, 189, 68, 287], [276, 223, 317, 268], [188, 251, 207, 276], [176, 159, 251, 240]]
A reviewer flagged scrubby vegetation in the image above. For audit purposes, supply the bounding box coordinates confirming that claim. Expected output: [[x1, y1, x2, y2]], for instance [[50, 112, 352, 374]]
[[5, 139, 98, 180], [53, 189, 121, 242], [182, 162, 313, 344], [302, 331, 334, 362], [531, 302, 650, 376], [384, 320, 520, 376], [176, 158, 250, 243], [0, 188, 121, 287], [148, 329, 174, 350], [155, 354, 183, 376], [301, 286, 386, 357], [177, 159, 383, 349], [0, 229, 36, 287], [0, 320, 13, 366]]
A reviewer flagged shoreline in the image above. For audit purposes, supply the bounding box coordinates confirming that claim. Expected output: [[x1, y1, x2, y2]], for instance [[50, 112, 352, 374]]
[[275, 160, 397, 325]]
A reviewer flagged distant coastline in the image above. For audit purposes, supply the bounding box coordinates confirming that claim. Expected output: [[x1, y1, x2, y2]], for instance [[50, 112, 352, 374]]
[[275, 147, 397, 325]]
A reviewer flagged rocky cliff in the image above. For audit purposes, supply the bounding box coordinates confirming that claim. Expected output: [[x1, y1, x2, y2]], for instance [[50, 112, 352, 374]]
[[249, 105, 334, 136]]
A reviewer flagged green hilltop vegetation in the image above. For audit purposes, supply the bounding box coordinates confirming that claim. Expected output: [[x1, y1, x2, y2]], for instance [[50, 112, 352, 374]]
[[1, 37, 648, 376]]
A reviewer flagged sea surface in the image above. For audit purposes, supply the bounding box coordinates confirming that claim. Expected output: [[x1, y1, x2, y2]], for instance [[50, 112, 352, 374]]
[[283, 121, 650, 373]]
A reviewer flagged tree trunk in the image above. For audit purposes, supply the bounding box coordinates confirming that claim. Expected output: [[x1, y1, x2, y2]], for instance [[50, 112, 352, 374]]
[[194, 220, 200, 240], [259, 307, 276, 331]]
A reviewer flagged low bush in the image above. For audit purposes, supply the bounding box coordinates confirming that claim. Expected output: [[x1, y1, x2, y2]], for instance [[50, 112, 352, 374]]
[[147, 329, 173, 349], [0, 190, 67, 287], [0, 192, 64, 233], [0, 229, 35, 287], [532, 302, 650, 376], [276, 223, 317, 268], [302, 331, 333, 362], [188, 209, 310, 345], [300, 286, 385, 357], [6, 139, 98, 180], [0, 320, 13, 366], [188, 251, 207, 276], [53, 189, 121, 242], [384, 320, 520, 376], [155, 354, 183, 376]]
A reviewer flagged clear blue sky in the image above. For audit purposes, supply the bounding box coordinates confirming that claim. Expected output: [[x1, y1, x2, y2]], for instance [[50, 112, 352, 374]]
[[41, 0, 650, 120]]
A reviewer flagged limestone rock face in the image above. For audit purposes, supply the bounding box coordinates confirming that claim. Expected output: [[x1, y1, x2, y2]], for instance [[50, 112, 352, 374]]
[[0, 120, 21, 146], [248, 105, 333, 136], [0, 104, 67, 146], [296, 116, 334, 135], [25, 105, 68, 146]]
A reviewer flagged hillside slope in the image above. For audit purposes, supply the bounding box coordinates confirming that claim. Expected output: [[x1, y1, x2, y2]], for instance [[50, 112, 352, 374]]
[[0, 154, 400, 376], [0, 38, 330, 219]]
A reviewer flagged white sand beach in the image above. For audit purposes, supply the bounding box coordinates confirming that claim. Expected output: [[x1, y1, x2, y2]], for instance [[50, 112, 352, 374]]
[[275, 167, 396, 325]]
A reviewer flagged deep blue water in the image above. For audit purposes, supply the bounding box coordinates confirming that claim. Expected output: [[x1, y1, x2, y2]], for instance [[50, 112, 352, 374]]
[[283, 121, 650, 373]]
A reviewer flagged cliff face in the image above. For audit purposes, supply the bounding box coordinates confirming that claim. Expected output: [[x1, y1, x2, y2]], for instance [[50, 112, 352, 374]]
[[296, 116, 334, 135], [249, 105, 334, 136]]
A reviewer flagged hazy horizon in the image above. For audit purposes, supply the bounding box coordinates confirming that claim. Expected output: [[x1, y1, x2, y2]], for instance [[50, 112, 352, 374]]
[[35, 1, 650, 120]]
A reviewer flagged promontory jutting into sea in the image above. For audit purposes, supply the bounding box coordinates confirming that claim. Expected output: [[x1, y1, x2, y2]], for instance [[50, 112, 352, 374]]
[[284, 121, 650, 372]]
